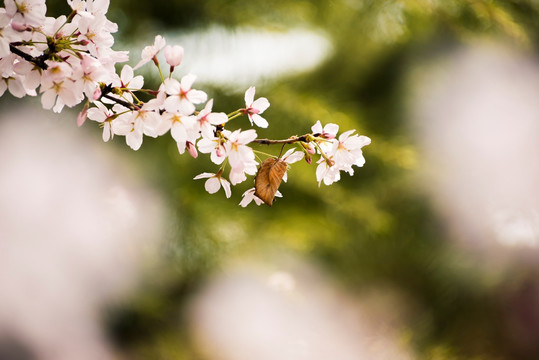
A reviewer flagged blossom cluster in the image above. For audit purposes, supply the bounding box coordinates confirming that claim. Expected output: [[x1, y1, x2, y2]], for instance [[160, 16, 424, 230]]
[[0, 0, 371, 207]]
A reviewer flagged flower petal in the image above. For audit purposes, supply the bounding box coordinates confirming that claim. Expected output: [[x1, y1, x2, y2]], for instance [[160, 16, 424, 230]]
[[244, 86, 255, 105], [204, 177, 221, 194]]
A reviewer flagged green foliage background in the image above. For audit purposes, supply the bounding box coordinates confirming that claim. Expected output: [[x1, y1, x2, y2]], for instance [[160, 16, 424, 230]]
[[39, 0, 539, 359]]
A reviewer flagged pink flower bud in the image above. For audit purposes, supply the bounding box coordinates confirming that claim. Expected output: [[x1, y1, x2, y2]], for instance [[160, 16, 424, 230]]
[[77, 103, 89, 127], [305, 152, 313, 165], [164, 45, 184, 67], [93, 88, 102, 101], [11, 22, 31, 32], [187, 141, 198, 158]]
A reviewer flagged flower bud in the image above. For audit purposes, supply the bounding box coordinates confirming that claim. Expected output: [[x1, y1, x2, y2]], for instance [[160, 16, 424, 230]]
[[11, 22, 31, 32], [304, 152, 312, 165], [187, 141, 198, 158], [164, 45, 184, 67], [77, 103, 89, 127], [93, 87, 102, 101]]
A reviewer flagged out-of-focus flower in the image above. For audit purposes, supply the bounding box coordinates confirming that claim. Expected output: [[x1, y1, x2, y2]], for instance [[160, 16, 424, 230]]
[[4, 0, 46, 27], [133, 35, 166, 70]]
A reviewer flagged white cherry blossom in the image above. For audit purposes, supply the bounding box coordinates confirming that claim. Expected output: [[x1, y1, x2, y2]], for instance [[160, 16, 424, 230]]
[[196, 99, 228, 139], [133, 35, 166, 70], [193, 172, 231, 198], [242, 86, 270, 128], [4, 0, 46, 27], [163, 74, 207, 115]]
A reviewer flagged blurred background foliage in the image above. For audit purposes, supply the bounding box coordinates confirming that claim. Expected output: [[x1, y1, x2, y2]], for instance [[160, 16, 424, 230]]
[[32, 0, 539, 359]]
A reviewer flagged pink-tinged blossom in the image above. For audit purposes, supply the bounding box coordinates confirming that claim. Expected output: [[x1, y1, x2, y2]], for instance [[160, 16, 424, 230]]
[[239, 188, 282, 207], [164, 45, 184, 68], [315, 157, 341, 186], [193, 172, 231, 198], [0, 10, 17, 58], [111, 111, 143, 151], [197, 135, 227, 165], [87, 102, 126, 141], [75, 14, 116, 58], [43, 60, 72, 82], [160, 111, 198, 154], [229, 161, 257, 186], [311, 120, 339, 153], [133, 35, 166, 70], [312, 120, 338, 139], [224, 129, 257, 170], [40, 78, 80, 111], [72, 54, 108, 99], [331, 130, 371, 174], [281, 148, 305, 182], [196, 99, 228, 139], [241, 86, 270, 128], [315, 130, 371, 186], [4, 0, 46, 27], [0, 76, 27, 98], [163, 74, 207, 115], [13, 60, 41, 93], [68, 0, 110, 16]]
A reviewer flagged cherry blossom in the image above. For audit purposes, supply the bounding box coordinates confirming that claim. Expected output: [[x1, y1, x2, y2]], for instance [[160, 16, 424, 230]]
[[194, 172, 232, 198], [241, 86, 270, 128], [0, 9, 16, 58], [163, 74, 207, 115], [197, 135, 227, 165], [196, 99, 228, 139], [4, 0, 46, 27], [311, 120, 338, 140], [133, 35, 166, 70]]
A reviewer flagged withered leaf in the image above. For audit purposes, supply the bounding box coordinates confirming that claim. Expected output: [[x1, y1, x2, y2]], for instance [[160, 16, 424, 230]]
[[254, 158, 287, 206]]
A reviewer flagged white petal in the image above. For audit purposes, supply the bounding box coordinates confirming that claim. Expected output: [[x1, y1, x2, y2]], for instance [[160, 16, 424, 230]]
[[251, 114, 268, 128], [126, 130, 143, 150], [325, 123, 339, 136], [121, 65, 133, 83], [181, 73, 196, 90], [311, 120, 323, 134], [284, 151, 304, 164], [164, 78, 180, 96], [237, 129, 258, 144], [207, 112, 228, 125], [87, 107, 107, 122], [244, 86, 255, 105], [187, 89, 207, 104], [194, 172, 214, 180], [40, 89, 57, 109], [204, 177, 221, 194], [221, 179, 232, 198], [251, 97, 270, 113]]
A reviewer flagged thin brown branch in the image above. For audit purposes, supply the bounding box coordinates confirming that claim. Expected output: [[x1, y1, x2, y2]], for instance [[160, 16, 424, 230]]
[[252, 135, 309, 145], [9, 43, 49, 69], [101, 93, 138, 111]]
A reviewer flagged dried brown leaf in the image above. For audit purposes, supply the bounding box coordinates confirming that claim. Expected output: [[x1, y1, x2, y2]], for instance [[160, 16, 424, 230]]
[[254, 158, 287, 206]]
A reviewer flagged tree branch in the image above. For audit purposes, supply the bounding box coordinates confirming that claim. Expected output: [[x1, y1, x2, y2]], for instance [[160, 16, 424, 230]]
[[252, 135, 309, 145], [9, 43, 49, 70]]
